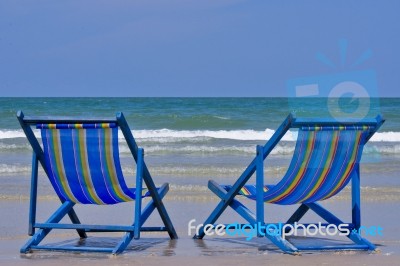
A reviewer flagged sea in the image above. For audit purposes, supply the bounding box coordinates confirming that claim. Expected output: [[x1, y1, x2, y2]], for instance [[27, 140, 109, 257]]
[[0, 97, 399, 201]]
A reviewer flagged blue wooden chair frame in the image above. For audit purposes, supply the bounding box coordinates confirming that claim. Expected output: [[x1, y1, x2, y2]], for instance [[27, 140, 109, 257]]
[[17, 111, 177, 255], [194, 113, 384, 254]]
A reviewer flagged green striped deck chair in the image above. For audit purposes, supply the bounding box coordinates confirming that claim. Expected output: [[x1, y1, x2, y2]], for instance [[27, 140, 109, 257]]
[[194, 113, 384, 254], [17, 111, 177, 255]]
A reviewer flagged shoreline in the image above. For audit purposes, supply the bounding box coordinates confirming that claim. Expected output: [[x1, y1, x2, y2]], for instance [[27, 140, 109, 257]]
[[1, 192, 399, 265]]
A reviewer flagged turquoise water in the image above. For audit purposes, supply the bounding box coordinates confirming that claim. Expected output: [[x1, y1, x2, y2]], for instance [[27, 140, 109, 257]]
[[1, 97, 398, 130], [0, 97, 399, 197]]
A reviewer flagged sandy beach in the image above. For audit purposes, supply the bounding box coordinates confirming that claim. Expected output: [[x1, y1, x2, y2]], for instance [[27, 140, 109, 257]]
[[1, 184, 399, 266]]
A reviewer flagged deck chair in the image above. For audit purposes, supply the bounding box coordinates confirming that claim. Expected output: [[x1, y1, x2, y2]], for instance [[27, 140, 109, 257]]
[[194, 113, 384, 254], [17, 111, 177, 255]]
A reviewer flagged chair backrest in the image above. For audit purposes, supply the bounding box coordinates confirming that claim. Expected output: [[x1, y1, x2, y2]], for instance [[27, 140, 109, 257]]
[[37, 123, 136, 205], [264, 125, 373, 205]]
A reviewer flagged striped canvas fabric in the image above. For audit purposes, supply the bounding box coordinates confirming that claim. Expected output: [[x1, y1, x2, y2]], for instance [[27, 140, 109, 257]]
[[37, 123, 117, 129], [38, 123, 150, 205], [224, 126, 370, 205]]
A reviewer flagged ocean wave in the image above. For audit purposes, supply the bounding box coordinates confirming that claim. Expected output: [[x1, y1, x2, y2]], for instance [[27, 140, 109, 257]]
[[3, 142, 399, 156], [0, 164, 287, 176], [0, 143, 31, 151], [369, 131, 400, 142], [1, 137, 400, 157], [133, 128, 295, 141], [134, 129, 400, 142], [213, 116, 230, 120], [120, 145, 295, 155], [0, 164, 31, 174], [363, 145, 400, 155], [1, 128, 400, 142], [0, 130, 28, 139], [168, 186, 400, 201], [0, 161, 397, 178], [328, 186, 400, 202]]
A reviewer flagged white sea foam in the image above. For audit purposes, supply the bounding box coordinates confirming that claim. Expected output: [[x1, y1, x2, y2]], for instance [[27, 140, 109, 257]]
[[118, 144, 295, 155], [0, 130, 30, 139], [133, 128, 294, 141], [363, 144, 400, 155], [1, 128, 400, 142], [370, 131, 400, 142], [0, 164, 31, 174], [0, 143, 30, 150]]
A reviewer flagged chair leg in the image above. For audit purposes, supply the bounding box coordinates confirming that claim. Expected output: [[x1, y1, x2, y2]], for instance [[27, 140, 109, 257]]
[[285, 204, 310, 233], [264, 233, 299, 254], [134, 147, 144, 240], [352, 168, 361, 230], [112, 232, 134, 255], [112, 183, 171, 255], [142, 173, 177, 239], [21, 201, 75, 253], [208, 180, 257, 223], [66, 208, 87, 238], [28, 154, 39, 236], [194, 180, 251, 239], [21, 185, 171, 255], [284, 204, 310, 233], [199, 180, 299, 254], [306, 202, 376, 250]]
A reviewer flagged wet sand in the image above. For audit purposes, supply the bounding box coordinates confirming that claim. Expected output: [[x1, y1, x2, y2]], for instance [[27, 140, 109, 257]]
[[1, 191, 399, 266]]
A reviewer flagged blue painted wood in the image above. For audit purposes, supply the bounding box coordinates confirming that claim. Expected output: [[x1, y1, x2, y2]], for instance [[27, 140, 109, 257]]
[[265, 232, 299, 254], [194, 114, 294, 239], [207, 179, 298, 254], [32, 246, 115, 253], [296, 245, 370, 251], [34, 224, 167, 232], [261, 113, 294, 158], [292, 116, 381, 128], [208, 180, 257, 223], [117, 112, 178, 239], [352, 166, 361, 230], [35, 223, 135, 232], [21, 115, 117, 125], [347, 229, 376, 250], [306, 203, 346, 227], [21, 201, 75, 253], [286, 204, 310, 225], [28, 154, 38, 236], [113, 181, 169, 254], [134, 148, 144, 239], [113, 232, 134, 255], [65, 207, 87, 238], [112, 184, 171, 253], [256, 145, 264, 228], [136, 226, 168, 231], [140, 183, 169, 224], [306, 202, 376, 250]]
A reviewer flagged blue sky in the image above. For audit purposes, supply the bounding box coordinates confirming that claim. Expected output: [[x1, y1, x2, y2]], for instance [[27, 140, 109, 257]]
[[0, 0, 399, 97]]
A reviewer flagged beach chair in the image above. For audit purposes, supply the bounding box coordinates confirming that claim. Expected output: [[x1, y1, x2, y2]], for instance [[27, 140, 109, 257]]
[[194, 113, 384, 254], [17, 111, 177, 255]]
